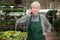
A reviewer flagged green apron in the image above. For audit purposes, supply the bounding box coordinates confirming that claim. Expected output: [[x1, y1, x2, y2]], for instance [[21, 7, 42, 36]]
[[27, 15, 46, 40]]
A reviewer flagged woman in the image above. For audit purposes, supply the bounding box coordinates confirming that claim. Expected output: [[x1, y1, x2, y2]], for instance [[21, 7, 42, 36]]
[[16, 1, 51, 40]]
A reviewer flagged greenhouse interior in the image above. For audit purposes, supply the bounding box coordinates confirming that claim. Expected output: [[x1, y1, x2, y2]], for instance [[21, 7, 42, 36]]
[[0, 0, 60, 40]]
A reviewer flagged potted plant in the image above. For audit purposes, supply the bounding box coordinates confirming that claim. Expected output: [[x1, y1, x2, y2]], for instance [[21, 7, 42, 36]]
[[54, 18, 60, 33]]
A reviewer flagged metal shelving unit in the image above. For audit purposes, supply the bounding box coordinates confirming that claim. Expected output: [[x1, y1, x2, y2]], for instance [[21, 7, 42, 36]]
[[0, 0, 27, 31]]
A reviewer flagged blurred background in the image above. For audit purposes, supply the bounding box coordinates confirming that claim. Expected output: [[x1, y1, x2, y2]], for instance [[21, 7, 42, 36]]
[[0, 0, 60, 40]]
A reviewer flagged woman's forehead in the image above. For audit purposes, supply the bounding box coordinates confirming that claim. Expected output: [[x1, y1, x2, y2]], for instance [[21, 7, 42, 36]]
[[31, 5, 40, 8]]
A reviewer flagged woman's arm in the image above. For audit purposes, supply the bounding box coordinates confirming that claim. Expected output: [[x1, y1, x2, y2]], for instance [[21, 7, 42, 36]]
[[43, 16, 51, 33], [40, 15, 51, 36], [42, 15, 51, 33], [15, 15, 29, 25]]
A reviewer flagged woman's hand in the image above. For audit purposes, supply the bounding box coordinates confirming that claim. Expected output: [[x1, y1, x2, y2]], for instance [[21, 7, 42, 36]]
[[43, 32, 48, 36], [26, 9, 32, 15]]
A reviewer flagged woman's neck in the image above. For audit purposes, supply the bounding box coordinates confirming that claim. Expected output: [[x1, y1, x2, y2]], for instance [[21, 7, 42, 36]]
[[32, 13, 39, 16], [32, 12, 39, 16]]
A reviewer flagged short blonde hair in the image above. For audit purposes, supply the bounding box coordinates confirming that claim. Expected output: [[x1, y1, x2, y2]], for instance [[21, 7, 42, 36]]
[[31, 1, 41, 7]]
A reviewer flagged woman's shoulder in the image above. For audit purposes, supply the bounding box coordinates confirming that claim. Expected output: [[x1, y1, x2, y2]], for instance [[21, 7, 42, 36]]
[[39, 14, 45, 18], [38, 12, 45, 16], [39, 14, 47, 21]]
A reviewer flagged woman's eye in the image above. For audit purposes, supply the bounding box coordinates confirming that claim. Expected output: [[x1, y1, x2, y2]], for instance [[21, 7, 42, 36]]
[[32, 7, 35, 9], [32, 7, 39, 9], [36, 7, 39, 9]]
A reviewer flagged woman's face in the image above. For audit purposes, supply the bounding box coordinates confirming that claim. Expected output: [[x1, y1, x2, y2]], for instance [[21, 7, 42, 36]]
[[31, 5, 40, 14]]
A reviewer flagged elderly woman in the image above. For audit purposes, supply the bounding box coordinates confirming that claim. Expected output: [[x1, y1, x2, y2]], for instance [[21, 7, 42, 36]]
[[16, 1, 51, 40]]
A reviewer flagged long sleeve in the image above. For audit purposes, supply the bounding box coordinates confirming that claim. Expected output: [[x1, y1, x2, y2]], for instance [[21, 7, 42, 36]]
[[16, 15, 29, 25], [42, 15, 51, 33], [15, 15, 30, 31], [40, 14, 51, 32]]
